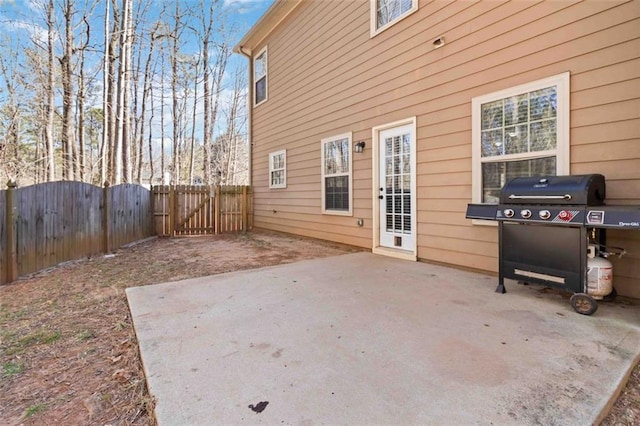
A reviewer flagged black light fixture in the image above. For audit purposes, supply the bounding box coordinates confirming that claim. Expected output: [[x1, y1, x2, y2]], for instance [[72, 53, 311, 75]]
[[354, 141, 366, 153]]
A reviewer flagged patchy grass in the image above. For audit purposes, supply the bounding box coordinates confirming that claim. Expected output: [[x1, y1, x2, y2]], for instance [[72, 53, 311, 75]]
[[20, 329, 62, 346], [75, 329, 95, 342], [0, 230, 362, 425], [24, 403, 45, 418], [2, 361, 24, 377]]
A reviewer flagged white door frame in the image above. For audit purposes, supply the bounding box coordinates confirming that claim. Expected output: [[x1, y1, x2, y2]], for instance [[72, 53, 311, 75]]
[[372, 117, 417, 261]]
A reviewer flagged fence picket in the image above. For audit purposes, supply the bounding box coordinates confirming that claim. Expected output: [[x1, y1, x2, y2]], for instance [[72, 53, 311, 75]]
[[151, 185, 251, 236], [0, 182, 253, 285], [0, 181, 154, 285]]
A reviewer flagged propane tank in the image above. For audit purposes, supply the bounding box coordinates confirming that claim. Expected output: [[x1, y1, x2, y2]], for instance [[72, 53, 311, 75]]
[[587, 244, 613, 300]]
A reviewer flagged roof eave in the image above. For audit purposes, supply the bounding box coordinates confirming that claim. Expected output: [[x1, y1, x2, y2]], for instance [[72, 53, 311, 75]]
[[233, 0, 302, 55]]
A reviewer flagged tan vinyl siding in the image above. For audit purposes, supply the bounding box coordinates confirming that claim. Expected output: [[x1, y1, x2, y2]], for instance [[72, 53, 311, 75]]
[[248, 0, 640, 298]]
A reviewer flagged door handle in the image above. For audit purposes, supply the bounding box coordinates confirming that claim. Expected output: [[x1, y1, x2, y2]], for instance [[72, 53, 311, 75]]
[[378, 195, 384, 199]]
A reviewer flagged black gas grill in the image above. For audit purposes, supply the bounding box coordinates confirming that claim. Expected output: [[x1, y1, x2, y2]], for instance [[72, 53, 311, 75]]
[[466, 174, 640, 315]]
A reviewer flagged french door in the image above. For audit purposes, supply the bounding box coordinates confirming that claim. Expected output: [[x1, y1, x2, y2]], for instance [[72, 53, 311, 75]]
[[378, 123, 415, 252]]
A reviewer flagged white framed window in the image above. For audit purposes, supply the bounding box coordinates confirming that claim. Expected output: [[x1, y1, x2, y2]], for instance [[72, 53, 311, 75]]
[[254, 46, 267, 106], [269, 149, 286, 189], [321, 132, 353, 215], [472, 72, 570, 206], [370, 0, 418, 37]]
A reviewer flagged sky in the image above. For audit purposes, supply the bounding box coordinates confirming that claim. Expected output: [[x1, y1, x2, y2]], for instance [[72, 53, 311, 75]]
[[0, 0, 274, 143], [0, 0, 273, 49]]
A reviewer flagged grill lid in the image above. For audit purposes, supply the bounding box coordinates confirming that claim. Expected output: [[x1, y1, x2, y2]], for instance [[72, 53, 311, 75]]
[[499, 174, 606, 206]]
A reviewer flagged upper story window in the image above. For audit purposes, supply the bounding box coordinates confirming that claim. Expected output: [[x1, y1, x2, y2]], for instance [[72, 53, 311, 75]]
[[269, 149, 286, 189], [371, 0, 418, 36], [472, 72, 570, 205], [254, 47, 267, 106], [321, 133, 352, 215]]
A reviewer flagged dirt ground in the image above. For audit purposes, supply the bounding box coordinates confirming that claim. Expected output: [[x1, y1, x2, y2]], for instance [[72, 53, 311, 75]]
[[0, 229, 637, 425]]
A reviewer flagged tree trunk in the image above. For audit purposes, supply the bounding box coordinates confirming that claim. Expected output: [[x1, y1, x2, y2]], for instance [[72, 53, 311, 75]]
[[138, 27, 157, 184], [106, 3, 120, 184], [114, 0, 130, 184], [45, 0, 56, 182], [60, 0, 75, 181], [147, 79, 155, 185], [77, 17, 90, 182], [160, 47, 166, 184], [101, 0, 110, 185], [171, 1, 181, 184]]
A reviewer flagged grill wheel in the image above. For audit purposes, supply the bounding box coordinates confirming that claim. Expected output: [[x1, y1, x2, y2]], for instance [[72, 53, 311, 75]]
[[570, 293, 598, 316]]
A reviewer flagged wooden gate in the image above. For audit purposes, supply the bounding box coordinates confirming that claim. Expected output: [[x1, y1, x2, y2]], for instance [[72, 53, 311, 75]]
[[152, 185, 253, 237]]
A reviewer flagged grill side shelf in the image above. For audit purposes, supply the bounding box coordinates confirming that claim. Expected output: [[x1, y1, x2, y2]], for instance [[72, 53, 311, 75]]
[[465, 204, 498, 220], [586, 206, 640, 229]]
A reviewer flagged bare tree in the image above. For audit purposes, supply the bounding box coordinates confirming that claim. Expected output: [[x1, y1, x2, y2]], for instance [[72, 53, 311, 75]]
[[210, 64, 248, 185], [45, 0, 56, 181], [0, 45, 23, 182], [198, 1, 231, 185], [112, 0, 133, 184], [59, 0, 76, 180], [160, 41, 166, 184], [129, 0, 153, 183], [137, 20, 162, 183], [76, 15, 91, 182], [170, 1, 188, 184], [0, 0, 248, 186]]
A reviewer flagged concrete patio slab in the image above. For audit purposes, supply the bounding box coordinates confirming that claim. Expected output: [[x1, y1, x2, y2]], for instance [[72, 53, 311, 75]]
[[126, 252, 640, 425]]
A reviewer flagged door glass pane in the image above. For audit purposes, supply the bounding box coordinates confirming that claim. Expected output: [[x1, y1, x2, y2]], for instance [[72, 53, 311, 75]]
[[393, 136, 400, 154], [382, 129, 412, 235], [402, 154, 410, 173], [402, 134, 411, 154]]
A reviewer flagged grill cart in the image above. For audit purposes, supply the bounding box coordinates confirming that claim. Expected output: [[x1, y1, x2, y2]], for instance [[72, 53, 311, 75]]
[[466, 174, 640, 315]]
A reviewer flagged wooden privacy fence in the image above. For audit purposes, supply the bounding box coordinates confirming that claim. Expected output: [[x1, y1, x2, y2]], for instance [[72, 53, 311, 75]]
[[1, 181, 154, 285], [152, 185, 253, 237]]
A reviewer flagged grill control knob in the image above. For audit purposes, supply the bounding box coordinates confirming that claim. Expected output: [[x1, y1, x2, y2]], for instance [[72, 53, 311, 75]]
[[504, 209, 514, 218], [520, 209, 532, 219], [539, 210, 551, 220]]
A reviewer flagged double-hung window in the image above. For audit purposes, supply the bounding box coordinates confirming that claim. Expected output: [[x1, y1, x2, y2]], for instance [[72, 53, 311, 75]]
[[371, 0, 418, 36], [472, 73, 570, 205], [321, 133, 352, 215], [269, 150, 286, 189], [254, 47, 267, 105]]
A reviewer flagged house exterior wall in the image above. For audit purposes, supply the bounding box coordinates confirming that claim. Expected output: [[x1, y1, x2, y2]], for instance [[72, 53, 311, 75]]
[[245, 0, 640, 298]]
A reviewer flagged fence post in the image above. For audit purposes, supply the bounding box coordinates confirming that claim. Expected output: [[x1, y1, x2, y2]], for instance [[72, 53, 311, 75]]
[[242, 186, 248, 233], [150, 185, 156, 237], [169, 185, 176, 237], [103, 181, 111, 253], [214, 185, 221, 235], [5, 180, 18, 282]]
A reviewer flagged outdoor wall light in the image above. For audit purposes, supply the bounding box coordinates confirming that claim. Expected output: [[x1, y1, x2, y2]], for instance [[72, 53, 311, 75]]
[[354, 141, 366, 153], [432, 36, 445, 49]]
